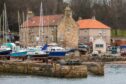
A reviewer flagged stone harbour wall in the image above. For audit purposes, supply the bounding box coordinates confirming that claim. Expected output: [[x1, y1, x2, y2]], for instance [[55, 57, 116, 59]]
[[0, 61, 88, 78], [52, 64, 87, 78]]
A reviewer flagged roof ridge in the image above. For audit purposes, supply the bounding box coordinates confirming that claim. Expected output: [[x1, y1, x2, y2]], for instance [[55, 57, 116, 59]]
[[77, 19, 110, 29], [34, 14, 63, 17], [21, 14, 63, 28]]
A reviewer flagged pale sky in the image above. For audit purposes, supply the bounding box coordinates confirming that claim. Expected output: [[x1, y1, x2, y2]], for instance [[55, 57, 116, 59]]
[[63, 0, 71, 3]]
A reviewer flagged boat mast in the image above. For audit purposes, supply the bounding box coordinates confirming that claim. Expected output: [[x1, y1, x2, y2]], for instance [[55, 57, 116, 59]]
[[2, 8, 5, 43], [39, 2, 44, 46], [47, 16, 49, 43], [18, 11, 21, 43], [0, 15, 1, 44], [22, 11, 26, 47], [4, 3, 8, 43], [26, 11, 29, 47]]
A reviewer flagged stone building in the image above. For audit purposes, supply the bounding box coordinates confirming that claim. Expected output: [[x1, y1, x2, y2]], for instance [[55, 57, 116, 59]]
[[57, 6, 79, 48], [20, 6, 78, 48], [20, 11, 63, 47], [77, 18, 111, 45], [93, 37, 107, 53]]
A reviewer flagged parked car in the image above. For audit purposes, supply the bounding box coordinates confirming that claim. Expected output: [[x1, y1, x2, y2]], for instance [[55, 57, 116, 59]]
[[78, 43, 89, 52], [120, 46, 126, 56], [121, 51, 126, 56]]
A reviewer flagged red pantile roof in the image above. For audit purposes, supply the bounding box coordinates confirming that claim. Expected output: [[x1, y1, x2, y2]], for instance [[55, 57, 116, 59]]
[[21, 15, 63, 28], [77, 19, 110, 29]]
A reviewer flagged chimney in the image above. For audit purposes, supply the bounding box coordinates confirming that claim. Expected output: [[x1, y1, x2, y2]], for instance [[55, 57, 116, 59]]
[[78, 17, 82, 20], [27, 10, 34, 19], [91, 16, 96, 20], [92, 9, 96, 20]]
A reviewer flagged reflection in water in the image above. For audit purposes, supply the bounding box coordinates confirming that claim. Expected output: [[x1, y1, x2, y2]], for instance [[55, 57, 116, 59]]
[[105, 64, 126, 74], [0, 64, 126, 84]]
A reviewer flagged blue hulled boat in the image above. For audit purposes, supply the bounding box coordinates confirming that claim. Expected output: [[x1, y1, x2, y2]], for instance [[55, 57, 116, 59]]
[[48, 51, 66, 57], [45, 43, 67, 57]]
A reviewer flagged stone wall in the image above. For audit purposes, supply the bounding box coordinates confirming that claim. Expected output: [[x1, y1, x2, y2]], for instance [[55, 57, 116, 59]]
[[20, 26, 57, 47], [79, 28, 111, 44], [52, 64, 87, 78], [0, 61, 87, 78]]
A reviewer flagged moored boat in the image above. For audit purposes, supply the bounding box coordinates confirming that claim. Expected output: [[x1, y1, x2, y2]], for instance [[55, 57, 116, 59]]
[[10, 50, 27, 57], [0, 43, 16, 55], [0, 49, 12, 55], [46, 43, 67, 57], [10, 44, 27, 57], [27, 46, 48, 58]]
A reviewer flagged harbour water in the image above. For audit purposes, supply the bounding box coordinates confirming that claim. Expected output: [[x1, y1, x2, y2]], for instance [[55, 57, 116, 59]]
[[0, 64, 126, 84]]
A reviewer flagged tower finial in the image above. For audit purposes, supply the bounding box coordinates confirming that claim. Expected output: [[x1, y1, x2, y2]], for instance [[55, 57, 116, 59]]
[[64, 5, 72, 17]]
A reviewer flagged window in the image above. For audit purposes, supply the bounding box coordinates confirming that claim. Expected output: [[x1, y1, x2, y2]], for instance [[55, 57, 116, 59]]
[[95, 44, 104, 48], [96, 44, 99, 48], [99, 44, 103, 47]]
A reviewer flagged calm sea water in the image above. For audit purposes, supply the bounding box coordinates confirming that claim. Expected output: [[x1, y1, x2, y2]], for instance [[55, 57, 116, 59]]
[[0, 64, 126, 84]]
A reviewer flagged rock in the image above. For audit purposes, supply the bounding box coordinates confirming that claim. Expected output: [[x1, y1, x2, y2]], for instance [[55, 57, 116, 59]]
[[88, 62, 104, 76]]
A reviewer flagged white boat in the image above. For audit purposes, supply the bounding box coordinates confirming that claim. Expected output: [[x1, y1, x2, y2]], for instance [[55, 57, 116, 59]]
[[27, 46, 47, 57]]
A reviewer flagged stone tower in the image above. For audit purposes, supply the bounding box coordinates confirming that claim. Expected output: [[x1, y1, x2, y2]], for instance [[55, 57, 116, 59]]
[[57, 6, 78, 48]]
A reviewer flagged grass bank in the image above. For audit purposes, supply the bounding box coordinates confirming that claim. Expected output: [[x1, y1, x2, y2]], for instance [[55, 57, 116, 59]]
[[112, 29, 126, 37]]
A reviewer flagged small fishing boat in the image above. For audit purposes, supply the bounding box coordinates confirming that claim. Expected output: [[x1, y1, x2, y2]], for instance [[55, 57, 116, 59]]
[[0, 43, 16, 55], [10, 49, 27, 61], [27, 45, 48, 57], [10, 45, 27, 57], [0, 45, 11, 60], [46, 43, 67, 57]]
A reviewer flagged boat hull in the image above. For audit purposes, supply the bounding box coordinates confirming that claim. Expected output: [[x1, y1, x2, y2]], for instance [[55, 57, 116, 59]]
[[10, 51, 27, 57], [28, 54, 48, 57], [48, 51, 66, 57], [0, 50, 12, 55]]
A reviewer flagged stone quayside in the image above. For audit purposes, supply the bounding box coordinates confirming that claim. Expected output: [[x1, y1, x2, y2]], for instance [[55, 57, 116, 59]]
[[0, 61, 104, 78]]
